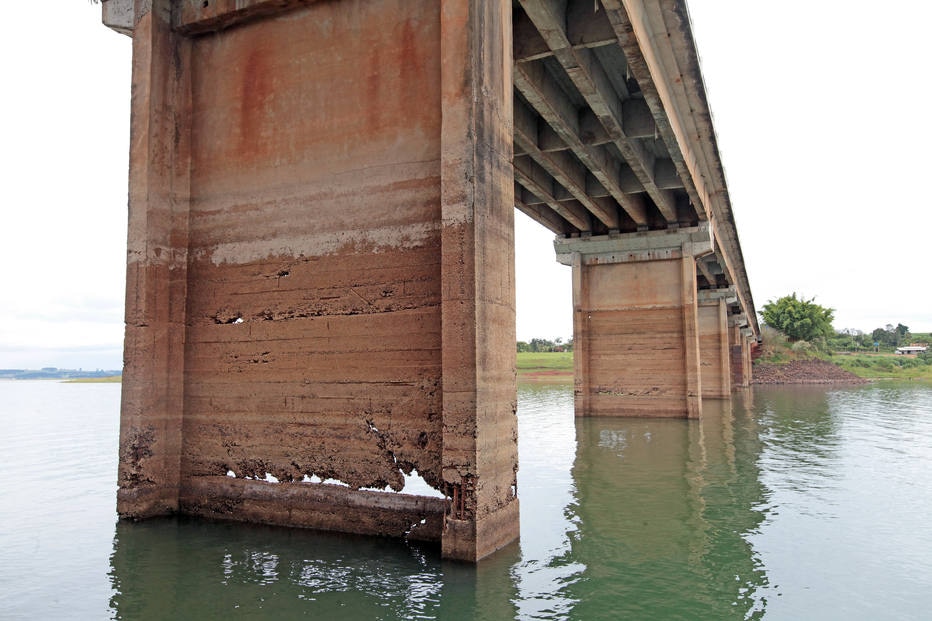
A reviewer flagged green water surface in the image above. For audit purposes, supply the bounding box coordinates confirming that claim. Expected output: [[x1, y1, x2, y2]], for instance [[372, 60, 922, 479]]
[[1, 380, 930, 620]]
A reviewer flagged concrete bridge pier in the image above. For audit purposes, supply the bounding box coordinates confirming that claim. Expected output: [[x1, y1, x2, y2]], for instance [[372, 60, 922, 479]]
[[556, 224, 715, 419], [741, 328, 757, 389], [109, 0, 518, 562], [728, 315, 753, 390], [697, 288, 737, 399]]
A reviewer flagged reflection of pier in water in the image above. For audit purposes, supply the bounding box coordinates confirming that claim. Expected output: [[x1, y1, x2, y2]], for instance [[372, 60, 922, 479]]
[[562, 394, 770, 618], [108, 517, 521, 618], [108, 389, 777, 618]]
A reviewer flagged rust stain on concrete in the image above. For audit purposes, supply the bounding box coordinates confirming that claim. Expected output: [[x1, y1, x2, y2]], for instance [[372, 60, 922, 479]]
[[111, 0, 518, 562]]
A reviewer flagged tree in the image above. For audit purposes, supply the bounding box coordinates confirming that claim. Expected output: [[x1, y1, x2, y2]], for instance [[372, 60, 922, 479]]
[[872, 327, 892, 347], [759, 293, 834, 342], [896, 323, 910, 346], [529, 338, 556, 353], [869, 323, 911, 349]]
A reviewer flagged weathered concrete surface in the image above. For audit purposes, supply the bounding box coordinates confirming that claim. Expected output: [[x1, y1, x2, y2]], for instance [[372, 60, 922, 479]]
[[180, 477, 447, 542], [182, 0, 446, 499], [116, 0, 190, 520], [113, 0, 516, 562], [437, 0, 518, 562], [697, 301, 728, 399]]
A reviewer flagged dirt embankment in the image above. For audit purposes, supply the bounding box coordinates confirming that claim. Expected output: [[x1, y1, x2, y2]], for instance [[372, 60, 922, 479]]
[[752, 359, 868, 385], [519, 369, 574, 383]]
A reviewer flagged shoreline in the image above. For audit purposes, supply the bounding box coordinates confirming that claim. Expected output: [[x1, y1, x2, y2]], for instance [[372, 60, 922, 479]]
[[518, 355, 883, 386], [752, 359, 868, 385]]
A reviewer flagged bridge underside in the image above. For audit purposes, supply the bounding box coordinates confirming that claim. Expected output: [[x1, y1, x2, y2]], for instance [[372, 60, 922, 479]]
[[104, 0, 757, 561], [510, 0, 759, 416]]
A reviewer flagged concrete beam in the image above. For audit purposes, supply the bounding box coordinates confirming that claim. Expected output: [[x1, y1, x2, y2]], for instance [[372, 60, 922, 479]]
[[515, 186, 571, 235], [622, 98, 656, 139], [697, 286, 738, 305], [102, 0, 134, 36], [514, 0, 618, 63], [654, 158, 684, 190], [695, 258, 715, 287], [174, 0, 321, 35], [517, 0, 679, 223], [514, 156, 592, 232], [514, 97, 618, 231], [554, 222, 713, 266], [514, 60, 649, 227]]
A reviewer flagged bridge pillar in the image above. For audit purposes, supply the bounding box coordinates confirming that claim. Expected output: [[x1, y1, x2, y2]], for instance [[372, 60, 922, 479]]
[[115, 0, 190, 520], [111, 0, 516, 562], [438, 0, 519, 563], [556, 225, 713, 418], [697, 288, 736, 399], [742, 328, 757, 387], [728, 316, 753, 389]]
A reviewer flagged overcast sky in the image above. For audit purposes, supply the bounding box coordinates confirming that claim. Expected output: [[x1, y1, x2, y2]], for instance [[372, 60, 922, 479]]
[[1, 2, 929, 369]]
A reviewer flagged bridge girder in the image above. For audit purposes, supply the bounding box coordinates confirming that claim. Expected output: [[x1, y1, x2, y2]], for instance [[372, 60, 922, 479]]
[[511, 0, 758, 337]]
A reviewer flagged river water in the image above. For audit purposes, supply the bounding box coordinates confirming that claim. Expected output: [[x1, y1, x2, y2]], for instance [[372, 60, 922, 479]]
[[1, 379, 930, 620]]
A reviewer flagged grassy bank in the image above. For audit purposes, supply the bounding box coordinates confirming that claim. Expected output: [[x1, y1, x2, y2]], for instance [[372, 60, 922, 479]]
[[65, 376, 122, 383], [757, 326, 932, 382], [831, 354, 932, 381], [517, 351, 573, 371], [516, 351, 573, 382]]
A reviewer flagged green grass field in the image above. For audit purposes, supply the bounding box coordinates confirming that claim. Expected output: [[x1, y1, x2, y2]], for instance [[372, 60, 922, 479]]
[[515, 349, 932, 383], [831, 354, 932, 381], [516, 351, 574, 373]]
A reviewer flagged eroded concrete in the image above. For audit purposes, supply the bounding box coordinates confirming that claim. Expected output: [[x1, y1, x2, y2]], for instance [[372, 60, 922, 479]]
[[113, 0, 517, 562]]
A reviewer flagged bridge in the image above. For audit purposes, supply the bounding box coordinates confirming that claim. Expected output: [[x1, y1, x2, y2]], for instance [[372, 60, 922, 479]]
[[102, 0, 758, 561]]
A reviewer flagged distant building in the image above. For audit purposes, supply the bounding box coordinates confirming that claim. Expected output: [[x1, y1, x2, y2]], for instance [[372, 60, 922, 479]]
[[895, 345, 928, 355]]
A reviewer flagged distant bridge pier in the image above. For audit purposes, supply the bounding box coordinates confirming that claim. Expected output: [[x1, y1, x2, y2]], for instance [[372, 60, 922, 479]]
[[556, 225, 718, 418], [697, 287, 737, 399], [730, 318, 755, 389]]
